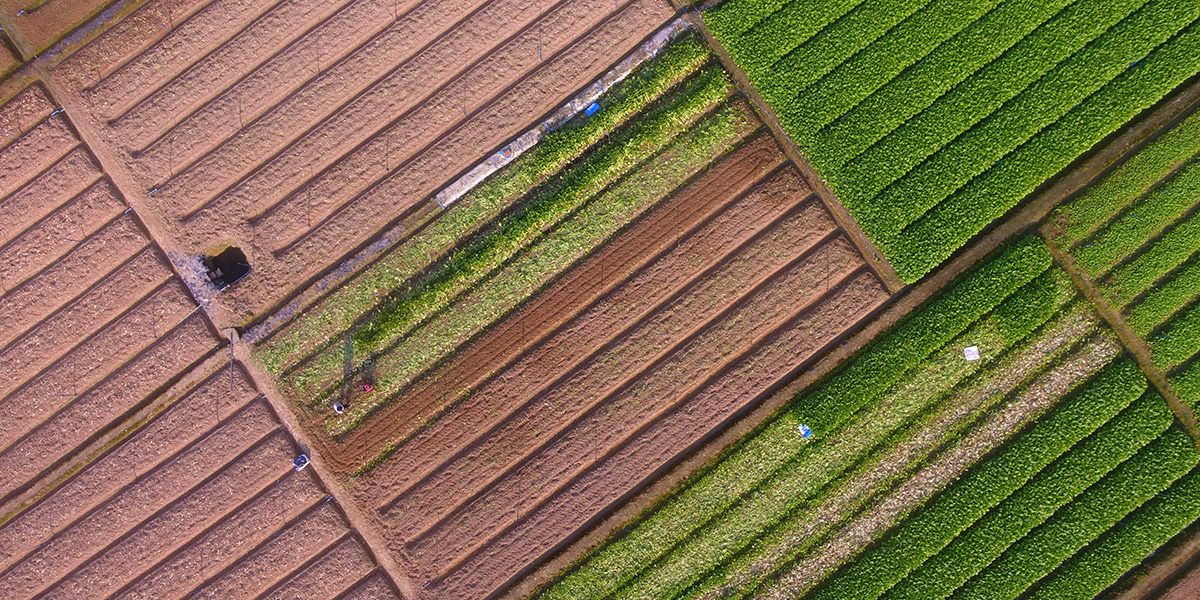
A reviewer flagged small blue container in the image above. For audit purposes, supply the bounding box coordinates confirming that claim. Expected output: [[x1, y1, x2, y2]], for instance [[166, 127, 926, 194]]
[[797, 424, 813, 439], [585, 102, 600, 116], [294, 455, 310, 471]]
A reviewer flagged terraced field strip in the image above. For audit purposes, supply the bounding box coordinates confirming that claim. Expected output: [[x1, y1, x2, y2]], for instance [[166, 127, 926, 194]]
[[51, 0, 677, 321], [706, 0, 1200, 282], [1045, 104, 1200, 414], [534, 236, 1108, 600]]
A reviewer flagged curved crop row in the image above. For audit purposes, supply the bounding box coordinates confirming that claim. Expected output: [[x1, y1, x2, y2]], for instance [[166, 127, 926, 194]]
[[807, 358, 1147, 600], [254, 34, 713, 375]]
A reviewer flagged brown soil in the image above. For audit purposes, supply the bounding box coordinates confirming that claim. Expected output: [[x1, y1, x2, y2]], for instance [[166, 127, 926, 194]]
[[341, 571, 405, 600], [0, 177, 120, 286], [0, 247, 173, 398], [0, 213, 150, 346], [0, 32, 18, 77], [187, 501, 352, 600], [0, 366, 260, 570], [0, 312, 216, 504], [259, 536, 378, 600], [1, 0, 115, 52], [354, 184, 827, 507], [0, 278, 196, 449], [0, 112, 78, 197], [332, 133, 794, 475], [428, 268, 886, 599], [0, 147, 102, 244], [50, 0, 676, 327], [1161, 563, 1200, 600]]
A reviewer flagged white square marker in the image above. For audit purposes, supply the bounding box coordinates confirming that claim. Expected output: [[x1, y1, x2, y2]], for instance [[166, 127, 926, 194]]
[[964, 346, 981, 361]]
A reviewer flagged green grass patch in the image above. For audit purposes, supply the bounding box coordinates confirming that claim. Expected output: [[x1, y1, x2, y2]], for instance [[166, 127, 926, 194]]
[[1150, 303, 1200, 371], [1126, 254, 1200, 335], [253, 34, 711, 376], [1172, 358, 1200, 409], [808, 359, 1147, 600], [1103, 208, 1200, 309]]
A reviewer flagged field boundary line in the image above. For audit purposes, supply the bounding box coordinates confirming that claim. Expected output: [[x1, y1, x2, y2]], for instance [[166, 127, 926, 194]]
[[1106, 518, 1200, 600], [241, 16, 690, 345], [685, 11, 903, 293], [1042, 234, 1200, 448], [229, 332, 421, 599]]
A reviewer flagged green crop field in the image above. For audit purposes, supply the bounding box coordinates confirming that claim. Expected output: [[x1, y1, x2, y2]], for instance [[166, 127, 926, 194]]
[[706, 0, 1200, 282], [1049, 106, 1200, 410], [532, 236, 1185, 600]]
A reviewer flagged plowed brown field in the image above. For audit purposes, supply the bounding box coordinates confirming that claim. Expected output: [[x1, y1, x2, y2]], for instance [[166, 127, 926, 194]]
[[0, 80, 402, 600], [49, 0, 679, 327]]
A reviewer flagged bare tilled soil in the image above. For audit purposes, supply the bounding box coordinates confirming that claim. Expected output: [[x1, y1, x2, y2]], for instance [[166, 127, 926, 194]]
[[0, 0, 116, 52], [0, 79, 399, 600], [336, 133, 795, 476], [51, 0, 678, 325]]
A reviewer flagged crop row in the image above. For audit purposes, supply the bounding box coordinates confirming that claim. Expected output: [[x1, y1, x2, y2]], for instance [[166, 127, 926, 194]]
[[1150, 304, 1200, 371], [604, 267, 1081, 600], [1026, 462, 1200, 600], [254, 34, 712, 375], [707, 0, 1200, 281], [880, 391, 1174, 600], [1071, 155, 1200, 275], [808, 359, 1148, 600], [1127, 256, 1200, 336], [280, 60, 735, 402], [948, 426, 1198, 600], [1174, 360, 1200, 409], [536, 236, 1057, 600], [1048, 105, 1200, 246], [323, 99, 756, 435], [1105, 209, 1200, 310]]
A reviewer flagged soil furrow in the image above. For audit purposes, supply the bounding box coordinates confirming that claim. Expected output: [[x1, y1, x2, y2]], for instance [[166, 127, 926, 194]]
[[0, 314, 217, 504], [0, 179, 124, 289], [149, 0, 524, 217], [84, 0, 291, 122], [186, 502, 350, 600], [111, 469, 325, 600], [0, 115, 78, 202], [37, 436, 301, 600], [337, 138, 794, 475], [759, 333, 1124, 600], [126, 0, 457, 165], [3, 0, 116, 51], [268, 0, 674, 261], [0, 214, 149, 348], [240, 0, 621, 240], [366, 196, 833, 513], [110, 0, 347, 136], [429, 270, 887, 599], [259, 537, 377, 600], [0, 280, 195, 449], [0, 147, 102, 244], [0, 367, 260, 572], [0, 85, 55, 154], [406, 239, 865, 570], [259, 0, 671, 254], [334, 570, 402, 600], [0, 404, 282, 598], [0, 249, 172, 400], [53, 0, 214, 92]]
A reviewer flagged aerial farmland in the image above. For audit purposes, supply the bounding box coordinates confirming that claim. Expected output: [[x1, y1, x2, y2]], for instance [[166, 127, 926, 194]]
[[0, 1, 1198, 599]]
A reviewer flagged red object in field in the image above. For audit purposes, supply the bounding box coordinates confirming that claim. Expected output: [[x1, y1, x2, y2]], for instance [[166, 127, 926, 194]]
[[361, 381, 374, 393]]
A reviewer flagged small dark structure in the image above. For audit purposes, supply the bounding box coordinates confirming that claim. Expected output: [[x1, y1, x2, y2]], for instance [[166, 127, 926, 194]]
[[203, 246, 251, 290]]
